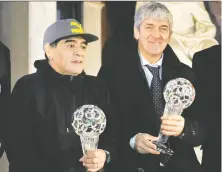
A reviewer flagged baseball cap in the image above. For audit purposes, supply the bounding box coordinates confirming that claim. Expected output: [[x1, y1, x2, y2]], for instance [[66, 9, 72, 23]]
[[43, 19, 98, 47]]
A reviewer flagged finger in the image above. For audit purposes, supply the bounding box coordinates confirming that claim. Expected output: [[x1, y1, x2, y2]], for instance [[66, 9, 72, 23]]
[[161, 130, 178, 136], [87, 162, 104, 172], [161, 120, 183, 127], [88, 168, 100, 172], [144, 140, 157, 149], [161, 119, 175, 125], [161, 115, 183, 121], [137, 138, 156, 154], [85, 150, 99, 158], [141, 145, 159, 155], [143, 141, 160, 155], [161, 125, 182, 132], [161, 115, 169, 120], [144, 134, 158, 141], [136, 140, 150, 154], [143, 139, 162, 153], [88, 163, 103, 172], [136, 134, 159, 154], [83, 162, 98, 169], [82, 157, 100, 164], [148, 147, 161, 155], [136, 147, 148, 154], [138, 140, 161, 155], [168, 115, 184, 120]]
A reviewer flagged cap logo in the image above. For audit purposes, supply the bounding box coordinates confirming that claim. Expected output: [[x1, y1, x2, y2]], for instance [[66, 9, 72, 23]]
[[70, 21, 84, 34]]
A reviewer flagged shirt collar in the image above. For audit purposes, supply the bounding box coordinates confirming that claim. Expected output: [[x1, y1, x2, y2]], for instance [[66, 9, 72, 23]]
[[139, 51, 164, 68]]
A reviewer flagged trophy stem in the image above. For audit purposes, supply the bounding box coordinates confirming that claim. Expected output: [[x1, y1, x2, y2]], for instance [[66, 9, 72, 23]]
[[80, 135, 99, 155], [164, 102, 183, 116], [157, 133, 169, 143], [156, 103, 183, 144], [153, 102, 184, 164], [80, 135, 99, 172]]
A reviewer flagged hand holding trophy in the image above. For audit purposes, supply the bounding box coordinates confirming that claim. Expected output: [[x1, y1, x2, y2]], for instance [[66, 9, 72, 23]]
[[72, 105, 106, 171], [153, 78, 195, 164]]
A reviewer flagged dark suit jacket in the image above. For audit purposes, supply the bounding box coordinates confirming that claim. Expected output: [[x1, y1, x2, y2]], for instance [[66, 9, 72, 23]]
[[192, 45, 221, 172], [0, 41, 10, 157], [98, 40, 203, 172]]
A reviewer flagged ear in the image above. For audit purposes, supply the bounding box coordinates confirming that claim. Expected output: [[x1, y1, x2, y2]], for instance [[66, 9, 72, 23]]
[[44, 43, 54, 60], [134, 27, 140, 40]]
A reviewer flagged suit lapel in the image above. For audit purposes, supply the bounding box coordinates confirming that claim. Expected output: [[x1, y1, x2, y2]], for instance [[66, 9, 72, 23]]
[[162, 45, 181, 87], [134, 50, 153, 102], [128, 49, 159, 131]]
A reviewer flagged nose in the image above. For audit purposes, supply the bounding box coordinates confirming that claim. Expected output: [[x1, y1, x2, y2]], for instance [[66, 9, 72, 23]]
[[73, 47, 84, 57], [151, 28, 161, 39], [73, 52, 84, 57], [73, 52, 80, 56]]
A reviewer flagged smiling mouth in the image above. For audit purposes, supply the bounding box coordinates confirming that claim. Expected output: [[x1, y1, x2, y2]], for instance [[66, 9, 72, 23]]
[[71, 60, 83, 64], [149, 42, 161, 44]]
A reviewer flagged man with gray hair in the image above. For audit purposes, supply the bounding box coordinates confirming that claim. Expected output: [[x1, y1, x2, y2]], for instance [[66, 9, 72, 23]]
[[98, 2, 203, 172]]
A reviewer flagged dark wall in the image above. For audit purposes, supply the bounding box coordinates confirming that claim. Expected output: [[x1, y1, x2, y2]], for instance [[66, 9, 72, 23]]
[[57, 1, 82, 22], [102, 2, 136, 66], [105, 1, 136, 37]]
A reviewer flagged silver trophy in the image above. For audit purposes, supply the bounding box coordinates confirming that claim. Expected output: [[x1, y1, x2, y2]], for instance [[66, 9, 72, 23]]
[[72, 105, 106, 155], [153, 78, 195, 164]]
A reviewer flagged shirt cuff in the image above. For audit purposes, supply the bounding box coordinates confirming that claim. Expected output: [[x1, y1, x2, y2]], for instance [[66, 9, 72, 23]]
[[104, 150, 111, 163], [129, 133, 140, 149]]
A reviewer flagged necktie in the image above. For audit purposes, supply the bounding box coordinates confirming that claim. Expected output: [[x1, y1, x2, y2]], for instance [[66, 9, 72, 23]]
[[146, 65, 164, 118], [146, 65, 172, 165]]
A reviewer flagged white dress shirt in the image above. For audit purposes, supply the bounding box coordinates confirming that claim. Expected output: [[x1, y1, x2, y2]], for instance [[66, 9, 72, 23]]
[[129, 52, 163, 149]]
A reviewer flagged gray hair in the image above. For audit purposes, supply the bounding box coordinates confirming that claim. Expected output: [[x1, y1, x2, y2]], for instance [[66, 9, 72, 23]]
[[134, 2, 173, 32]]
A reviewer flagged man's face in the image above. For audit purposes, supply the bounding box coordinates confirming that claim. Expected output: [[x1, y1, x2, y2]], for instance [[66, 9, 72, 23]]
[[49, 36, 87, 75], [134, 17, 171, 57]]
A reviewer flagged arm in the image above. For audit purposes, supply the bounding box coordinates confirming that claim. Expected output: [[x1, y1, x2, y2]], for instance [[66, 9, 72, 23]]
[[191, 51, 210, 144], [97, 81, 119, 169], [178, 112, 205, 146], [161, 64, 205, 146], [6, 77, 49, 172], [79, 79, 119, 172], [160, 105, 204, 147], [6, 77, 83, 171]]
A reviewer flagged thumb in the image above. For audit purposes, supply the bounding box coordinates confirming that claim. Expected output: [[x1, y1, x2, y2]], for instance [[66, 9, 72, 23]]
[[145, 134, 158, 141]]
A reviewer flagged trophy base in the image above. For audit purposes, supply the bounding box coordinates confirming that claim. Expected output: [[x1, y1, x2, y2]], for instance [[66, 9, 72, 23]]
[[153, 141, 174, 165]]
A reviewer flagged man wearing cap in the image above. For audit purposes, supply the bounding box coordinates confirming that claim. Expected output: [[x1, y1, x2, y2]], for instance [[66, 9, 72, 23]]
[[5, 19, 116, 172]]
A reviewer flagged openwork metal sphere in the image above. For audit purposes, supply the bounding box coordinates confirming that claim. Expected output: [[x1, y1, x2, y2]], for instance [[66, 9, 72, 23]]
[[72, 105, 106, 137], [163, 78, 195, 109]]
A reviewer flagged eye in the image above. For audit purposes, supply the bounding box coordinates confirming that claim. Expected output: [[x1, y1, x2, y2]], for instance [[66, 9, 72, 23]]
[[67, 44, 75, 48], [161, 27, 168, 32], [145, 26, 152, 30], [81, 45, 87, 50]]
